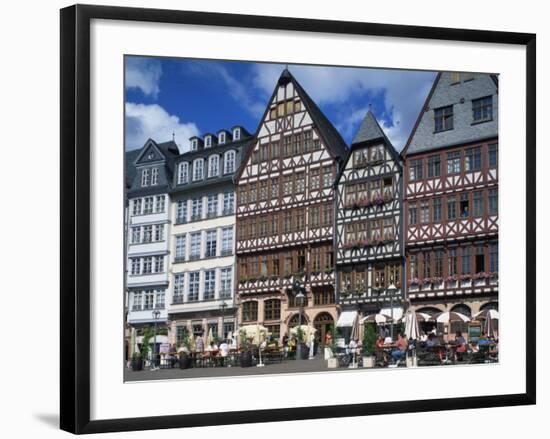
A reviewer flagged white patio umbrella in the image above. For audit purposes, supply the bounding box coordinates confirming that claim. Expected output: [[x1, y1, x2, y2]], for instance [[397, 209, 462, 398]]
[[485, 316, 496, 337], [404, 309, 420, 340], [206, 327, 214, 346], [400, 312, 433, 323], [239, 324, 268, 345], [434, 311, 471, 324], [361, 313, 393, 324], [474, 309, 499, 320]]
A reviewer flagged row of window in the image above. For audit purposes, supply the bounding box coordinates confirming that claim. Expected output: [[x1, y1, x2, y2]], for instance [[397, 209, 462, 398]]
[[176, 322, 236, 343], [344, 177, 394, 205], [352, 144, 386, 168], [131, 195, 166, 216], [241, 295, 335, 323], [340, 263, 402, 292], [175, 192, 234, 224], [269, 98, 302, 120], [174, 227, 234, 262], [408, 188, 498, 225], [237, 204, 333, 240], [238, 166, 333, 204], [251, 130, 321, 164], [409, 143, 497, 182], [176, 150, 236, 185], [433, 95, 493, 133], [238, 246, 334, 280], [140, 167, 160, 187], [173, 268, 233, 303], [408, 243, 498, 280], [344, 218, 396, 244], [130, 224, 165, 244], [189, 127, 242, 151], [129, 255, 165, 275], [131, 289, 165, 311]]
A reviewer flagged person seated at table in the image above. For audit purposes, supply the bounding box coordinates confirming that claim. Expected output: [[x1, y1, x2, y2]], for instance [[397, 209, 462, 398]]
[[426, 333, 438, 347], [375, 335, 385, 350], [419, 331, 428, 344], [454, 331, 467, 361], [478, 332, 491, 347], [391, 333, 408, 365]]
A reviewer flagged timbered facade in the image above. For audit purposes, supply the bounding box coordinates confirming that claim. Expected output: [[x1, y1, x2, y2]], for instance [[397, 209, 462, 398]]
[[402, 72, 499, 322], [335, 111, 404, 319], [235, 69, 347, 344]]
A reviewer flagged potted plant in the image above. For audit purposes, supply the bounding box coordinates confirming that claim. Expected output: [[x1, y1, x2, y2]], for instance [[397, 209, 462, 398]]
[[362, 323, 377, 368], [239, 331, 253, 367], [295, 326, 308, 360], [131, 352, 143, 371]]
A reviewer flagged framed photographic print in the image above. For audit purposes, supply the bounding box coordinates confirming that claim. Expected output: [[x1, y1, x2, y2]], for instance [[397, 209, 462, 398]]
[[60, 4, 536, 434]]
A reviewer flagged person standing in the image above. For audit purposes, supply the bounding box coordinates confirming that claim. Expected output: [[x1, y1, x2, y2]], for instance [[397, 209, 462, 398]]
[[195, 333, 204, 353]]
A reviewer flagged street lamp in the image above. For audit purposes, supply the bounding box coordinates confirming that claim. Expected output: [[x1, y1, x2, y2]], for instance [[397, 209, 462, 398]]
[[294, 280, 305, 361], [386, 283, 397, 340], [220, 301, 228, 340], [152, 309, 161, 370]]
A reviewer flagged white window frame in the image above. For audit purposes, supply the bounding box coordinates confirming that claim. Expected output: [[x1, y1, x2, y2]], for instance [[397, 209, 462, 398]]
[[141, 168, 150, 187], [220, 267, 232, 298], [205, 136, 212, 148], [208, 155, 220, 178], [224, 150, 236, 174], [221, 227, 233, 256], [155, 195, 165, 213], [233, 127, 241, 141], [151, 168, 159, 185], [176, 200, 188, 223], [190, 139, 198, 151], [191, 197, 203, 220], [132, 199, 142, 216], [131, 226, 141, 244], [190, 232, 202, 259], [223, 191, 234, 214], [154, 224, 164, 242], [204, 270, 216, 300], [193, 159, 204, 181], [205, 230, 217, 257], [188, 272, 200, 301], [218, 132, 226, 144], [143, 196, 154, 214], [177, 162, 189, 184], [174, 274, 185, 301], [207, 194, 218, 217], [175, 235, 186, 261]]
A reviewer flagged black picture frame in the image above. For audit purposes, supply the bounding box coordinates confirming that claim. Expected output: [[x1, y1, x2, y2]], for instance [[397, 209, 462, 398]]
[[60, 4, 536, 434]]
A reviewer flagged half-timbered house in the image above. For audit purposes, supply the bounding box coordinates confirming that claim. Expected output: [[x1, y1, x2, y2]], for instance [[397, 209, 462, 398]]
[[235, 69, 348, 345], [335, 111, 404, 327], [402, 72, 499, 331]]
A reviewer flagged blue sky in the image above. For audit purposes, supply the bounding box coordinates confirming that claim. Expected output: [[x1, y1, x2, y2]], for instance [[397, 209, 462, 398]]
[[125, 56, 436, 153]]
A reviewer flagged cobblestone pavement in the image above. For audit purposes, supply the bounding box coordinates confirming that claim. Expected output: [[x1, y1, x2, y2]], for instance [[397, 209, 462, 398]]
[[124, 354, 363, 382]]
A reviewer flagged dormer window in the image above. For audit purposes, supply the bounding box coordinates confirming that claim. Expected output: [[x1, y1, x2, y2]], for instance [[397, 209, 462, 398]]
[[232, 128, 241, 141], [193, 159, 204, 181], [205, 136, 212, 148], [141, 169, 150, 187], [219, 132, 226, 144], [151, 168, 159, 185], [208, 155, 219, 178], [190, 139, 198, 151], [224, 150, 236, 174], [177, 162, 189, 184]]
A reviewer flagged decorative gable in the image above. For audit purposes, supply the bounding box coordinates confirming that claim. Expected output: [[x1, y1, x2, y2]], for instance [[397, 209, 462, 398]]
[[134, 139, 166, 165]]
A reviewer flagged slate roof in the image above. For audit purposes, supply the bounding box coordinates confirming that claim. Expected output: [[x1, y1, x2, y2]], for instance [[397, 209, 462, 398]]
[[352, 110, 386, 145]]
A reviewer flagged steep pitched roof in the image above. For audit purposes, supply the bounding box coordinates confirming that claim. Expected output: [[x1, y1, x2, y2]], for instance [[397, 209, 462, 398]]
[[352, 110, 386, 145], [288, 70, 349, 159]]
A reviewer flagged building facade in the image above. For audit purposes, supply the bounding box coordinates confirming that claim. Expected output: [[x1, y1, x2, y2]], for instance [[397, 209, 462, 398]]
[[402, 72, 499, 330], [335, 111, 405, 327], [167, 127, 252, 346], [125, 139, 179, 353], [234, 70, 348, 345]]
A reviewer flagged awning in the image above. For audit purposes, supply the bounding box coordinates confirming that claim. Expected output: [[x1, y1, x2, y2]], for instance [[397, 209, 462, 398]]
[[380, 307, 403, 321], [336, 310, 358, 328]]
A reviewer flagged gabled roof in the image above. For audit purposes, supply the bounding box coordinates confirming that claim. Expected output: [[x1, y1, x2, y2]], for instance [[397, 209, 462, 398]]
[[235, 68, 349, 181], [336, 110, 401, 185], [288, 70, 349, 159], [352, 110, 386, 145]]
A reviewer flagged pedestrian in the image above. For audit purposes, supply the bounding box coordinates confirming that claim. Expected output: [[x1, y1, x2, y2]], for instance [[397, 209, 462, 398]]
[[219, 339, 229, 367]]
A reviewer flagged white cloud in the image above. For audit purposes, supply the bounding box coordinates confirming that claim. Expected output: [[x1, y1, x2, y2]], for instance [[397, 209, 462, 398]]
[[252, 64, 435, 150], [125, 103, 199, 152], [125, 58, 162, 98]]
